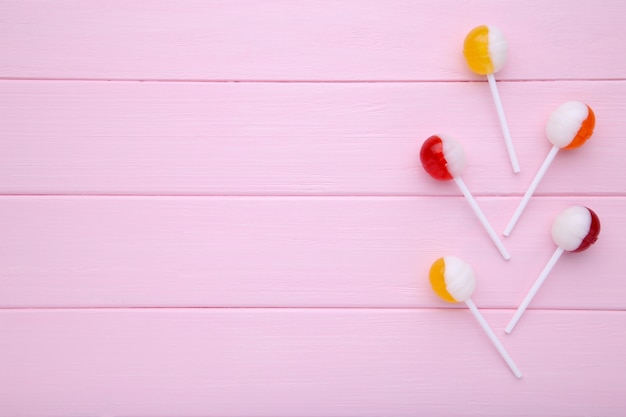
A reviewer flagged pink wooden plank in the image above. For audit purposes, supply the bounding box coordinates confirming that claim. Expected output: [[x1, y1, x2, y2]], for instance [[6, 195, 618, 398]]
[[1, 0, 625, 81], [0, 308, 624, 416], [0, 196, 622, 309], [0, 80, 623, 195]]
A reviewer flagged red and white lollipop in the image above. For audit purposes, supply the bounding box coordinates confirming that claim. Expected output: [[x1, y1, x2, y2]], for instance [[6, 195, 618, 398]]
[[420, 135, 510, 260], [504, 102, 596, 236], [505, 206, 601, 333]]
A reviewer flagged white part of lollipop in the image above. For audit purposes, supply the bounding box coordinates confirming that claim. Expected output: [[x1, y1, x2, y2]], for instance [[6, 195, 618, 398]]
[[440, 134, 467, 178], [465, 297, 522, 378], [505, 247, 565, 334], [442, 256, 476, 302], [551, 206, 592, 251], [487, 73, 519, 173], [546, 101, 589, 148], [487, 26, 508, 73], [503, 145, 559, 237], [454, 176, 511, 260]]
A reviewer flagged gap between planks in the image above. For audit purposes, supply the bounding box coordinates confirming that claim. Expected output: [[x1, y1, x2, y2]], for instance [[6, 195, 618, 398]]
[[1, 307, 625, 312], [0, 194, 625, 198], [2, 77, 626, 84]]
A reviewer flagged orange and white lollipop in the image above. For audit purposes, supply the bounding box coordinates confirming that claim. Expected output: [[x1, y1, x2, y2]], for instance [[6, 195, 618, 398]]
[[429, 256, 522, 378], [504, 101, 596, 236], [464, 25, 519, 173]]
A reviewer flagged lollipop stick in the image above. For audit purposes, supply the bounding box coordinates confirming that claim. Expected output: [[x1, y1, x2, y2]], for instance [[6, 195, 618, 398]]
[[503, 145, 560, 237], [487, 73, 520, 174], [454, 177, 511, 260], [465, 298, 522, 378], [505, 247, 565, 334]]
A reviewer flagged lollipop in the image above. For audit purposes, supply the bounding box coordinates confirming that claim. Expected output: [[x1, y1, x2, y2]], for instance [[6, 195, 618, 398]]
[[505, 206, 601, 333], [464, 25, 519, 173], [430, 256, 522, 378], [420, 135, 510, 260], [503, 101, 595, 236]]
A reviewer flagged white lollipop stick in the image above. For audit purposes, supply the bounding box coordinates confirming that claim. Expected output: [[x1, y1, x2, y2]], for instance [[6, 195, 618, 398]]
[[454, 177, 511, 260], [504, 145, 560, 236], [487, 73, 519, 173], [465, 298, 522, 378], [505, 247, 565, 334]]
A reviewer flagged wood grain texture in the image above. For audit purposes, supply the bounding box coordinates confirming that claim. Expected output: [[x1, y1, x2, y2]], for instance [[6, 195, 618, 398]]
[[1, 196, 623, 309], [2, 1, 626, 415], [1, 0, 625, 81], [1, 309, 624, 416], [1, 80, 624, 196]]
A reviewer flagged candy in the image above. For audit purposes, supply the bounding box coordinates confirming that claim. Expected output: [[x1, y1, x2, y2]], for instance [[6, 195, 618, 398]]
[[552, 206, 601, 251], [429, 256, 522, 378], [420, 135, 510, 260], [463, 25, 519, 173], [429, 256, 476, 303], [546, 101, 595, 150], [505, 206, 601, 333], [503, 102, 596, 236]]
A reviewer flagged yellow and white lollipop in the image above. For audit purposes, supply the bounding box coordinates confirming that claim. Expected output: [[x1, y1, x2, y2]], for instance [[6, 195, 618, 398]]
[[430, 256, 522, 378], [464, 25, 519, 173]]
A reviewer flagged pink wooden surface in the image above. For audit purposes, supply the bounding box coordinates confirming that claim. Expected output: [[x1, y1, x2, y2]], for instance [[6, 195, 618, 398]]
[[1, 80, 624, 196], [1, 196, 624, 309], [1, 0, 626, 415], [1, 309, 625, 416], [1, 0, 625, 81]]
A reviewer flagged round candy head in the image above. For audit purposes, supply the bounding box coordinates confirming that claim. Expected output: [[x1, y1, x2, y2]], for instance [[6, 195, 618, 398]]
[[420, 135, 466, 180], [429, 256, 476, 303], [463, 25, 508, 75], [551, 206, 601, 252], [546, 101, 595, 150]]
